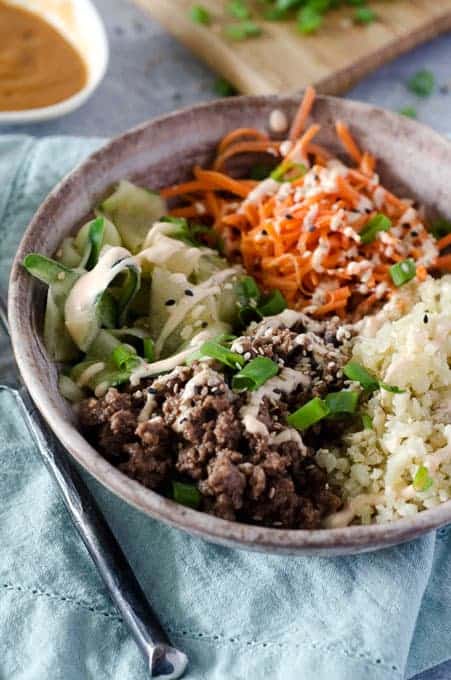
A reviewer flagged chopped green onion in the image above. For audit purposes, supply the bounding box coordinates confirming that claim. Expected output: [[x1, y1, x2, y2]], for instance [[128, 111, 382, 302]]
[[359, 213, 392, 245], [287, 397, 330, 430], [399, 106, 417, 119], [172, 481, 202, 508], [213, 77, 237, 97], [232, 357, 279, 391], [407, 69, 435, 98], [199, 341, 245, 369], [237, 275, 261, 303], [324, 390, 359, 414], [227, 0, 251, 20], [249, 163, 273, 180], [111, 344, 140, 372], [258, 289, 287, 316], [354, 6, 376, 24], [343, 361, 379, 391], [430, 217, 451, 239], [344, 361, 404, 394], [413, 465, 433, 492], [189, 4, 211, 25], [361, 413, 373, 429], [224, 21, 262, 40], [389, 258, 416, 287], [379, 382, 405, 394], [297, 6, 323, 34], [271, 160, 306, 182], [143, 338, 155, 362]]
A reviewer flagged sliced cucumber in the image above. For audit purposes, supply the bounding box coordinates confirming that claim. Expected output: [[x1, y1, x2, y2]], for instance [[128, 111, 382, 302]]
[[149, 267, 188, 341], [140, 222, 203, 277], [100, 181, 166, 253], [44, 290, 80, 361], [74, 215, 122, 253], [56, 237, 83, 268]]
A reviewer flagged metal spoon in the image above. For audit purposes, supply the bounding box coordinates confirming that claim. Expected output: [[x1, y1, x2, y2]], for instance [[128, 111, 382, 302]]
[[0, 293, 187, 680]]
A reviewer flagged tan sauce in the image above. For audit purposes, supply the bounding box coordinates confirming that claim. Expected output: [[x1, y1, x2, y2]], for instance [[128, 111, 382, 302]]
[[0, 1, 87, 111]]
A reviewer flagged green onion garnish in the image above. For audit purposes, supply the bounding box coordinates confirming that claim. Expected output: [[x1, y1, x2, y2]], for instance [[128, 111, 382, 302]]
[[143, 338, 155, 363], [361, 413, 373, 429], [430, 217, 451, 239], [389, 258, 416, 287], [232, 357, 279, 391], [271, 160, 307, 182], [189, 4, 211, 25], [413, 465, 433, 492], [172, 481, 202, 508], [343, 362, 380, 391], [237, 275, 261, 303], [407, 69, 435, 98], [344, 361, 404, 394], [324, 390, 359, 415], [258, 289, 287, 316], [213, 77, 237, 97], [199, 341, 245, 369], [359, 213, 392, 245], [227, 0, 251, 20], [379, 382, 405, 394], [287, 397, 330, 430], [354, 6, 376, 24], [111, 344, 140, 372], [224, 20, 262, 40], [399, 106, 417, 119], [297, 6, 323, 34]]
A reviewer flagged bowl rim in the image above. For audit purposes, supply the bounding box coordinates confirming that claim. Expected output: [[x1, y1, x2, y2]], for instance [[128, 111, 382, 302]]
[[8, 93, 451, 555], [0, 0, 109, 124]]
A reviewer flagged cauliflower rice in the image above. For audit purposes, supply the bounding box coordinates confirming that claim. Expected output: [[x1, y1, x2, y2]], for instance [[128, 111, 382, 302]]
[[317, 275, 451, 526]]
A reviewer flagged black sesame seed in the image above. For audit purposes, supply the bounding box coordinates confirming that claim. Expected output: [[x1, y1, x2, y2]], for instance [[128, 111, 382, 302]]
[[165, 299, 176, 306], [147, 387, 157, 394], [285, 214, 293, 220], [411, 230, 418, 237], [184, 289, 194, 296], [261, 229, 268, 236], [201, 321, 208, 328], [308, 226, 315, 232], [365, 208, 372, 214], [423, 314, 429, 324]]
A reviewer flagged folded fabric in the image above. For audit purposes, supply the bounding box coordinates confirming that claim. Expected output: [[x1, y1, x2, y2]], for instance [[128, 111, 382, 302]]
[[1, 135, 450, 680]]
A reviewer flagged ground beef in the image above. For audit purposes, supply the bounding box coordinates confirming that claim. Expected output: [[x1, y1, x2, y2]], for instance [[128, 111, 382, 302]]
[[78, 314, 352, 529]]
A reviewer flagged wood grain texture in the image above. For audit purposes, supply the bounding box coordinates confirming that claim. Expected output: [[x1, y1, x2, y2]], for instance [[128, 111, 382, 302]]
[[134, 0, 451, 95]]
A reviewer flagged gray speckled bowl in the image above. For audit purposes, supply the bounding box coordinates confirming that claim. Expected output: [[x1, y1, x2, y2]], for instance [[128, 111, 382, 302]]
[[8, 95, 451, 555]]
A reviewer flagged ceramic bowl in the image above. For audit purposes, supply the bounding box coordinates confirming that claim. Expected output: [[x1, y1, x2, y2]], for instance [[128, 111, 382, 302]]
[[0, 0, 108, 124], [8, 95, 451, 555]]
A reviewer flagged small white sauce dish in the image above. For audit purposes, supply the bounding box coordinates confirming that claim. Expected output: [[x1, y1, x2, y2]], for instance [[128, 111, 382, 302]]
[[0, 0, 109, 125]]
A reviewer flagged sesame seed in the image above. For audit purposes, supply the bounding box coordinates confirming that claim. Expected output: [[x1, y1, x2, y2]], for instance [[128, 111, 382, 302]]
[[185, 289, 194, 296], [165, 299, 176, 306], [423, 314, 429, 323]]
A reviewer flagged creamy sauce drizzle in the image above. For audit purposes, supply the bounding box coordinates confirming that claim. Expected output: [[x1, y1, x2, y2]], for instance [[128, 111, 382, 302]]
[[65, 246, 137, 349]]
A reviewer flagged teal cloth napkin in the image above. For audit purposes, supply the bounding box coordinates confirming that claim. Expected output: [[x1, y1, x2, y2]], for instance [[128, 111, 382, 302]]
[[1, 135, 451, 680]]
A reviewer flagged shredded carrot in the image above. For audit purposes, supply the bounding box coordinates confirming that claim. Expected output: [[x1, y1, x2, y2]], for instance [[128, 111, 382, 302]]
[[289, 85, 316, 141], [160, 86, 442, 319], [335, 121, 362, 164], [437, 233, 451, 251]]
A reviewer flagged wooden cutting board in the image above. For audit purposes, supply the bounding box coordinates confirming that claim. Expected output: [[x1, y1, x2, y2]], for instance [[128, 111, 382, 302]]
[[134, 0, 451, 95]]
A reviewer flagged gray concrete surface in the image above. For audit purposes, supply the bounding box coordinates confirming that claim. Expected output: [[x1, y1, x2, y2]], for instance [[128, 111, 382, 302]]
[[1, 1, 451, 677]]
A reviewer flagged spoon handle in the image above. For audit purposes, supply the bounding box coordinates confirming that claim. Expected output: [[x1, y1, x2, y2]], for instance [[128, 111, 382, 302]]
[[11, 384, 187, 680]]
